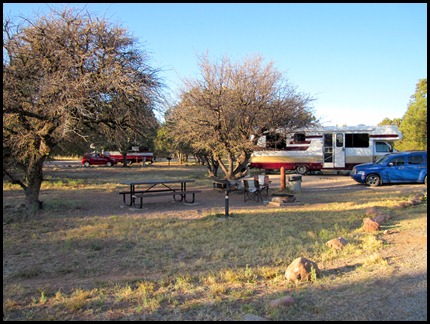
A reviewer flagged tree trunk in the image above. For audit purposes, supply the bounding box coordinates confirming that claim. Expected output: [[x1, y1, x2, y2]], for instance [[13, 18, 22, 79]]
[[24, 159, 45, 210], [203, 154, 219, 177], [233, 151, 251, 180], [218, 152, 250, 180], [195, 154, 205, 165], [232, 155, 250, 179], [212, 159, 219, 178], [121, 152, 129, 167]]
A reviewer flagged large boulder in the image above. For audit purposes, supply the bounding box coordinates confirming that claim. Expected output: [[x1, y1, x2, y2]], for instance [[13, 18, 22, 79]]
[[365, 207, 392, 224], [285, 257, 320, 282], [363, 217, 380, 232]]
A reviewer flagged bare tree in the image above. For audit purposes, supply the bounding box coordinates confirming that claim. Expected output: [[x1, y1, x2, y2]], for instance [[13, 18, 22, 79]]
[[166, 53, 316, 180], [3, 7, 162, 211]]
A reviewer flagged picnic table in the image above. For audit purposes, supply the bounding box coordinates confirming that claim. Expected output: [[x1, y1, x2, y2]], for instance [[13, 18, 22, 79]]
[[119, 179, 201, 208]]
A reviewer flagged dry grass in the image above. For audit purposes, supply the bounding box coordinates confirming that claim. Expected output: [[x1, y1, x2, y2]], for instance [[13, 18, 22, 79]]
[[3, 162, 427, 320]]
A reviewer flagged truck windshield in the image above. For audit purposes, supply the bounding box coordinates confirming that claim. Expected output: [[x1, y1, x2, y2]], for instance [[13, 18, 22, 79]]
[[375, 141, 392, 153], [375, 154, 391, 164]]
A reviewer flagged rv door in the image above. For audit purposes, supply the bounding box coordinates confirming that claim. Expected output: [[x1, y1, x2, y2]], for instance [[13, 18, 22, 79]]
[[334, 133, 345, 168], [323, 133, 345, 169], [323, 133, 333, 168]]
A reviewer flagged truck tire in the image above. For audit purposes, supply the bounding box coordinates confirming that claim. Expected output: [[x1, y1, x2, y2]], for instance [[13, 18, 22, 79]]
[[106, 161, 112, 167], [296, 165, 309, 175], [84, 161, 90, 167], [365, 174, 381, 187]]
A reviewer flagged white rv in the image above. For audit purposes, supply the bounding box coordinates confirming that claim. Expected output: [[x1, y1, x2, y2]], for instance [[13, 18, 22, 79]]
[[249, 125, 402, 174]]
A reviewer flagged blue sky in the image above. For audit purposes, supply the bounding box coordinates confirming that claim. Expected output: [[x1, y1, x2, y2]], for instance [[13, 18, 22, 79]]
[[3, 3, 427, 126]]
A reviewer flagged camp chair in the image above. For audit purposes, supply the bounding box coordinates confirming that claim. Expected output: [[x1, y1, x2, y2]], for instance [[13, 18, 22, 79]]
[[243, 178, 265, 203], [255, 174, 270, 198], [243, 179, 259, 202]]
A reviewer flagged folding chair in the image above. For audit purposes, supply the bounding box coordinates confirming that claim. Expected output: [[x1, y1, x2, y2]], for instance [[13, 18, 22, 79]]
[[243, 179, 257, 202], [255, 174, 270, 198], [243, 178, 265, 203]]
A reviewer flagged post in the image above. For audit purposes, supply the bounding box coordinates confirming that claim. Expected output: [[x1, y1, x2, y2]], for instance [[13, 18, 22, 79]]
[[280, 167, 285, 189], [224, 182, 230, 218]]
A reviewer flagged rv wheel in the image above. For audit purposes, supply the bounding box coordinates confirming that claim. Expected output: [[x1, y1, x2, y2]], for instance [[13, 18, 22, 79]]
[[296, 165, 309, 175]]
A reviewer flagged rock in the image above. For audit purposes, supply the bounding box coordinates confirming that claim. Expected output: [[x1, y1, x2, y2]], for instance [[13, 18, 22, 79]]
[[267, 201, 281, 207], [413, 192, 425, 201], [269, 295, 295, 308], [285, 257, 320, 282], [326, 237, 348, 250], [409, 199, 422, 206], [270, 194, 296, 203], [365, 208, 393, 224], [382, 213, 393, 220], [271, 196, 283, 203], [363, 217, 380, 231], [373, 214, 387, 225], [365, 207, 381, 217], [394, 201, 412, 209], [363, 217, 380, 232]]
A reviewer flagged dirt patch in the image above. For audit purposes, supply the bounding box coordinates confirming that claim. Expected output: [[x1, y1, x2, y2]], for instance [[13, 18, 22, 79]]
[[35, 172, 373, 218]]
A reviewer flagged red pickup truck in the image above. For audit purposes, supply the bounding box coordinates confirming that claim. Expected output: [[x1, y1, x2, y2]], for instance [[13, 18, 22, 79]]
[[104, 151, 154, 164]]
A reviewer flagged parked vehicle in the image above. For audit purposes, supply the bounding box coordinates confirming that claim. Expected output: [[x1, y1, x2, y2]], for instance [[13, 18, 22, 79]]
[[350, 151, 427, 187], [81, 153, 118, 167], [249, 125, 402, 175], [104, 150, 154, 164]]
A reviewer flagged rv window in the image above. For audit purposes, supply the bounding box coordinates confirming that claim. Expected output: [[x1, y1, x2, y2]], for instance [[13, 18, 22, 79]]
[[293, 133, 306, 143], [375, 142, 392, 153], [336, 133, 343, 147], [324, 134, 333, 147], [345, 133, 369, 148]]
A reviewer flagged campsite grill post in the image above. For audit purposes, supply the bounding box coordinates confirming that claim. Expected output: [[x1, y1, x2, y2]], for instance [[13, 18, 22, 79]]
[[225, 182, 230, 217]]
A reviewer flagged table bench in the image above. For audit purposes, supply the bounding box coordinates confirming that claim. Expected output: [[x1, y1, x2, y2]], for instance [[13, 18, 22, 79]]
[[132, 190, 202, 208], [119, 189, 171, 205]]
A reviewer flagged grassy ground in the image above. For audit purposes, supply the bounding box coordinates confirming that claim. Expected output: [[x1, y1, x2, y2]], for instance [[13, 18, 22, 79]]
[[3, 162, 427, 320]]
